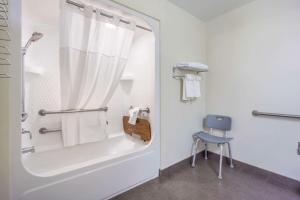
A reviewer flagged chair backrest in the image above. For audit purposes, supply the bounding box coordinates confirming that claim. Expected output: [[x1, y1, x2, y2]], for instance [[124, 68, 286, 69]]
[[204, 115, 232, 131]]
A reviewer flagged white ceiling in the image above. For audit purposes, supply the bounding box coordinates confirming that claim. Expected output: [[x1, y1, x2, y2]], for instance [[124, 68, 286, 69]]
[[22, 0, 60, 25], [169, 0, 256, 21], [22, 0, 150, 28]]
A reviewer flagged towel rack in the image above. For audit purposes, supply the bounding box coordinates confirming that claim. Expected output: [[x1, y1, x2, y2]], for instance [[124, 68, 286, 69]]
[[172, 66, 208, 79], [0, 45, 9, 55], [0, 73, 9, 78], [252, 110, 300, 119], [39, 107, 108, 116]]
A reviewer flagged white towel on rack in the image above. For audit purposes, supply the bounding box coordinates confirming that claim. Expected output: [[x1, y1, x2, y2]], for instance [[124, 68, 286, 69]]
[[182, 74, 201, 101]]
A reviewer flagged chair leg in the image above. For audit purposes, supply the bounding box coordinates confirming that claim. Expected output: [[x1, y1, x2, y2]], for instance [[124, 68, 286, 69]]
[[218, 144, 223, 179], [227, 142, 234, 168], [204, 143, 208, 160], [191, 139, 200, 167]]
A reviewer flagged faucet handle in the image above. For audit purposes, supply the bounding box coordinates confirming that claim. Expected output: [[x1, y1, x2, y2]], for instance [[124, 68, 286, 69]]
[[22, 129, 32, 140], [21, 112, 28, 122]]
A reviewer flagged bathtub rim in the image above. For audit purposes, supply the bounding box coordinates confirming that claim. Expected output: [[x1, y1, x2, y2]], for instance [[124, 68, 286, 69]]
[[21, 133, 152, 177]]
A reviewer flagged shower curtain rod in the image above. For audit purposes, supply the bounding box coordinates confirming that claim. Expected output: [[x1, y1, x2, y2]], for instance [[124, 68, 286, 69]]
[[66, 0, 152, 32]]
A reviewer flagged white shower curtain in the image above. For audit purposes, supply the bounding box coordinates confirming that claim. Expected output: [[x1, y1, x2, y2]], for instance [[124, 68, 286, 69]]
[[60, 3, 135, 147]]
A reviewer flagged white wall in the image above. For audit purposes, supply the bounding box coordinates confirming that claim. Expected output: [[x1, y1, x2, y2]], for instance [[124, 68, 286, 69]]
[[207, 0, 300, 181], [106, 29, 155, 135], [5, 0, 22, 199], [22, 21, 62, 151], [0, 75, 11, 200], [113, 0, 207, 169]]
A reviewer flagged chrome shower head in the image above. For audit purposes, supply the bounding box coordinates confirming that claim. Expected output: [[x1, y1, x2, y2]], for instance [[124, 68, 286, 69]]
[[23, 32, 44, 52], [30, 32, 43, 42]]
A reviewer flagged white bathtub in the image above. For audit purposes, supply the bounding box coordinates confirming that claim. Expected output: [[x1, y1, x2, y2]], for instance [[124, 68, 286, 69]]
[[19, 131, 159, 200], [22, 133, 148, 177]]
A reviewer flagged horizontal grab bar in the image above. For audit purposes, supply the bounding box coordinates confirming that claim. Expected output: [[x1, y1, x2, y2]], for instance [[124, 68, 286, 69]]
[[0, 73, 10, 78], [129, 106, 150, 114], [252, 110, 300, 119], [39, 107, 108, 116], [39, 128, 61, 134], [140, 108, 150, 114]]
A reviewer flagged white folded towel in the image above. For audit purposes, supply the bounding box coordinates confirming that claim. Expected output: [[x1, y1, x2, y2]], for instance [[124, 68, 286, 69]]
[[128, 107, 140, 125], [176, 62, 208, 70], [182, 74, 201, 101]]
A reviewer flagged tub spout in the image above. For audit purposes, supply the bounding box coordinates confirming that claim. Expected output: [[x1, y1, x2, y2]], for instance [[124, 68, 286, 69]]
[[21, 146, 35, 154]]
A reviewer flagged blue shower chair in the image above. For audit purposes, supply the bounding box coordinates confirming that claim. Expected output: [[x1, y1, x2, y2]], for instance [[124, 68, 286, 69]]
[[191, 115, 234, 179]]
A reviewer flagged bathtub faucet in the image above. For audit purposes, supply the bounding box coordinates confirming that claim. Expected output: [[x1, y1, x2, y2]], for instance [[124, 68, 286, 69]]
[[21, 146, 35, 154], [21, 129, 35, 154]]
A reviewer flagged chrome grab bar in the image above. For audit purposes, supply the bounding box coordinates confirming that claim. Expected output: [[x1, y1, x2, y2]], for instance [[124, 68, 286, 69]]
[[39, 107, 108, 116], [129, 106, 150, 114], [139, 107, 150, 114], [252, 110, 300, 119], [39, 128, 61, 134]]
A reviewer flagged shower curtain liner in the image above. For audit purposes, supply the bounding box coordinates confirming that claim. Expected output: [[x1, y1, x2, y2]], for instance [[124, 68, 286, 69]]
[[60, 3, 136, 147]]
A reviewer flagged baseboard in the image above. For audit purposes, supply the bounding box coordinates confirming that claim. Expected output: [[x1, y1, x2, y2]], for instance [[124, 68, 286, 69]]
[[159, 151, 204, 176], [160, 150, 300, 189]]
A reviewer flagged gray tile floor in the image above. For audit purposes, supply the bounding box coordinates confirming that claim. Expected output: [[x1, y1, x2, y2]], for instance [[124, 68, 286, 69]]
[[112, 154, 300, 200]]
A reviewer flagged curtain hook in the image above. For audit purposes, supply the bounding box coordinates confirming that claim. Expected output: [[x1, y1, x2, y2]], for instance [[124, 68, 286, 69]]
[[128, 20, 136, 30], [84, 5, 94, 17], [113, 16, 121, 26]]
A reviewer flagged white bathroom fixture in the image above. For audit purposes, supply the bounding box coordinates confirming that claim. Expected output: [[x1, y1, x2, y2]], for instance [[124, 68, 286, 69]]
[[173, 62, 208, 79]]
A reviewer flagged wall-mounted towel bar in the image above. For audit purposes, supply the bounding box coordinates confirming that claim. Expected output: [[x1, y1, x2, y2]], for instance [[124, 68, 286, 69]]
[[0, 57, 9, 65], [0, 45, 9, 55], [0, 73, 10, 78], [0, 28, 10, 38], [252, 110, 300, 119], [172, 66, 208, 79], [39, 128, 61, 134], [39, 107, 108, 116], [0, 0, 8, 6]]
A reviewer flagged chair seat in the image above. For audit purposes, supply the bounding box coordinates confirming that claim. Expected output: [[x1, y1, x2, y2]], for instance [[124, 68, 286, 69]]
[[193, 131, 232, 144]]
